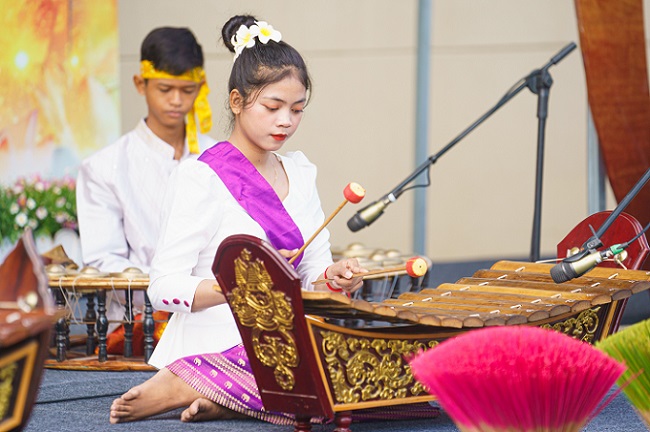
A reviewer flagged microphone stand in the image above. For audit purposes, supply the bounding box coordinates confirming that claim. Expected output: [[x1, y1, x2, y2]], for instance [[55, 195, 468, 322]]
[[528, 42, 577, 262], [349, 43, 578, 245], [527, 68, 552, 262]]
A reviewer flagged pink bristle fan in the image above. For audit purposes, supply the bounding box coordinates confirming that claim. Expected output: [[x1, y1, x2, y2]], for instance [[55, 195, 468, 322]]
[[409, 326, 625, 432]]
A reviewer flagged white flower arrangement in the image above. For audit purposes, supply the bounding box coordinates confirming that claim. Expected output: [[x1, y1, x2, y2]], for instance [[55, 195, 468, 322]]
[[1, 175, 77, 243], [231, 21, 282, 60]]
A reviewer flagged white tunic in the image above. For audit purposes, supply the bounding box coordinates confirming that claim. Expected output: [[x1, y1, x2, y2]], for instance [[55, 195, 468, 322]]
[[76, 119, 215, 273], [147, 151, 332, 369]]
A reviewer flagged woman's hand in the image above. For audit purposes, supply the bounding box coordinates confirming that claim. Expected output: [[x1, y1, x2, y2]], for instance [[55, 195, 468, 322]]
[[277, 248, 299, 259], [192, 279, 227, 311], [316, 258, 367, 295]]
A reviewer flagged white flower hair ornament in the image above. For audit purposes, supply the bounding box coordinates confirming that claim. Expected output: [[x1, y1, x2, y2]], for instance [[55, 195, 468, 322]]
[[231, 21, 282, 61]]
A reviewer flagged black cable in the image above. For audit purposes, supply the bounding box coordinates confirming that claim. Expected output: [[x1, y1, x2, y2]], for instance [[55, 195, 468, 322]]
[[618, 221, 650, 249]]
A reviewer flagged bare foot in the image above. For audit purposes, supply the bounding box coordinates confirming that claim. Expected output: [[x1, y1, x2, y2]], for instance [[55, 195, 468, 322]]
[[109, 368, 203, 423], [180, 397, 249, 422]]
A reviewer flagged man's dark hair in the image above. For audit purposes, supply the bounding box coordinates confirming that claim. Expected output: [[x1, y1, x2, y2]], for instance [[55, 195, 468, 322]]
[[141, 27, 204, 75]]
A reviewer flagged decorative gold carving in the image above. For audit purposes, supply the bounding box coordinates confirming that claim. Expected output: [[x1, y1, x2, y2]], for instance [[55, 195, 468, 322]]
[[321, 331, 438, 404], [228, 248, 299, 391], [0, 362, 17, 419], [541, 307, 600, 343]]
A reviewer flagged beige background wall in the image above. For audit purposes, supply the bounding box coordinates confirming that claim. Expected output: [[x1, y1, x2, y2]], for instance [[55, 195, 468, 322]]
[[118, 0, 631, 262]]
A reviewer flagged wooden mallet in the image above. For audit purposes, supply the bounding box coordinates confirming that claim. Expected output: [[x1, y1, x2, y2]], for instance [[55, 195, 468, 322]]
[[311, 256, 428, 285], [288, 182, 365, 265]]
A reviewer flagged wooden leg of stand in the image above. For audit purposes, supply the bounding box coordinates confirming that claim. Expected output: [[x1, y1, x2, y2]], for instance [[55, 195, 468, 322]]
[[54, 288, 68, 362], [143, 293, 154, 363], [96, 290, 108, 362], [334, 412, 352, 432], [123, 290, 134, 358], [294, 416, 312, 432], [85, 292, 96, 355]]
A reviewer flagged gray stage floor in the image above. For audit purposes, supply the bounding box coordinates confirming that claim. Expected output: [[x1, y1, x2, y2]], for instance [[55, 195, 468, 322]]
[[24, 258, 650, 431], [24, 369, 649, 432]]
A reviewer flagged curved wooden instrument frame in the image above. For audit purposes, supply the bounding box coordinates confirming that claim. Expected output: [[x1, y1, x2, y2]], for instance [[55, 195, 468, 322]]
[[557, 211, 649, 269], [0, 230, 58, 431]]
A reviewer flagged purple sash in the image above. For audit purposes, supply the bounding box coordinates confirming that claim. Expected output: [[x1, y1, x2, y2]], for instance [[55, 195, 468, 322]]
[[198, 141, 304, 267]]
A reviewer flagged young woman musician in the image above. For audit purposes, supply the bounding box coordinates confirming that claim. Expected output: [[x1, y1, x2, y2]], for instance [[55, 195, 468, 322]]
[[109, 14, 366, 425]]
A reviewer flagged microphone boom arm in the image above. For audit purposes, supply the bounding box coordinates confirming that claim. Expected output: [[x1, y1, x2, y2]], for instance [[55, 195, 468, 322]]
[[350, 42, 577, 232]]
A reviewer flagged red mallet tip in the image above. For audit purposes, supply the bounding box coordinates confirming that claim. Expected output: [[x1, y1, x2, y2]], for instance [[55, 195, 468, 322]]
[[405, 257, 428, 277], [344, 182, 365, 204]]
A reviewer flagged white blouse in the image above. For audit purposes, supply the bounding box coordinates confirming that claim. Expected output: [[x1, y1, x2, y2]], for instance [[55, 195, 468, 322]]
[[147, 150, 332, 369], [76, 119, 215, 273]]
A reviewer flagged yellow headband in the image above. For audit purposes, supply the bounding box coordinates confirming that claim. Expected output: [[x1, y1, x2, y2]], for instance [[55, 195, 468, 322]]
[[140, 60, 212, 154]]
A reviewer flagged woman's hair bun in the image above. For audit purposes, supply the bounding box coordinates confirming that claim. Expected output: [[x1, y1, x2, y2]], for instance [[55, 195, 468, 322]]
[[221, 15, 257, 53]]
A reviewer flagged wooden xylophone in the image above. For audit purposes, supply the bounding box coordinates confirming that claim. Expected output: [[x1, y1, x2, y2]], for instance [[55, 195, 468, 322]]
[[213, 234, 650, 432], [301, 260, 650, 337]]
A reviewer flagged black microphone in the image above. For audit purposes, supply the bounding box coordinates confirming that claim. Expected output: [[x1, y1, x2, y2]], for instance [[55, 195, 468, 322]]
[[550, 249, 609, 283], [347, 194, 396, 232], [550, 215, 650, 284], [546, 42, 577, 68]]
